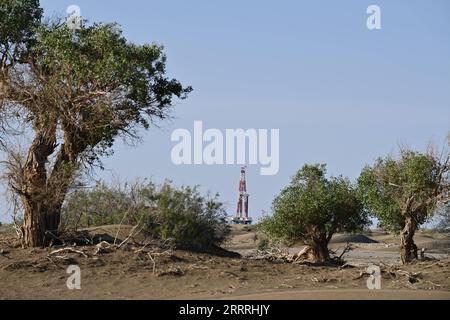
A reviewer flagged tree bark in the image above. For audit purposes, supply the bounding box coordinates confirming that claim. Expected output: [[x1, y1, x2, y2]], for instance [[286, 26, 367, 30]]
[[305, 235, 330, 263], [19, 122, 82, 247], [21, 198, 61, 247], [400, 215, 418, 264], [19, 125, 59, 247]]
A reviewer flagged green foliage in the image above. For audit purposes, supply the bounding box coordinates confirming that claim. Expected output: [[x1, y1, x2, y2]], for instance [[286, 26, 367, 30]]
[[26, 21, 192, 164], [0, 0, 42, 65], [260, 164, 367, 243], [61, 181, 150, 228], [357, 150, 442, 232], [151, 184, 230, 251], [62, 180, 230, 251], [33, 21, 191, 112]]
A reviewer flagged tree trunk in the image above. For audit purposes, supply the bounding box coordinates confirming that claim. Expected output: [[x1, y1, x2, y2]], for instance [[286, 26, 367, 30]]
[[19, 126, 61, 247], [21, 198, 61, 247], [305, 236, 330, 263], [400, 216, 418, 264], [13, 120, 80, 247]]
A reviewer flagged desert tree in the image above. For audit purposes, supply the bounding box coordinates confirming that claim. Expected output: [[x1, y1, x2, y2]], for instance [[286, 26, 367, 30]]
[[260, 164, 368, 263], [357, 141, 449, 264], [0, 0, 191, 247]]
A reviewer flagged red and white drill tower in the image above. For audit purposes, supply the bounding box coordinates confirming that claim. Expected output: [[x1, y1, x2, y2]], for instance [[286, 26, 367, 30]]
[[231, 166, 252, 224]]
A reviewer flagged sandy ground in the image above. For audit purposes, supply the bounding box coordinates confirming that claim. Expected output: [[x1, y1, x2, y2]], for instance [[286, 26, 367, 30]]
[[0, 225, 449, 300]]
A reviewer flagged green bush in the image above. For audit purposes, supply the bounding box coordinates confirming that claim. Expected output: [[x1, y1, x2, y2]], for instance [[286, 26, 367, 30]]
[[61, 180, 230, 251], [61, 181, 150, 228], [150, 184, 230, 251]]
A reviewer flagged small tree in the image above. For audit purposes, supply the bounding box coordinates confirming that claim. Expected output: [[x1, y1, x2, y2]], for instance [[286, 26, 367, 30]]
[[260, 164, 367, 262], [0, 1, 191, 247], [357, 145, 449, 264]]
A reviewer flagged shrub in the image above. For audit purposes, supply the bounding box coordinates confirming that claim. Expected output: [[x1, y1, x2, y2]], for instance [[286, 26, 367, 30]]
[[147, 183, 230, 251], [61, 180, 230, 251], [61, 181, 150, 228]]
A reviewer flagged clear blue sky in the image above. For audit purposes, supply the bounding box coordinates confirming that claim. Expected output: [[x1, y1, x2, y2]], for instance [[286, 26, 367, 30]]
[[1, 0, 450, 223]]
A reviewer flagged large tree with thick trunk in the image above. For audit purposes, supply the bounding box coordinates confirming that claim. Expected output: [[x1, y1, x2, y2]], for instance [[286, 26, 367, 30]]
[[0, 0, 191, 247], [260, 164, 368, 263], [357, 144, 449, 264]]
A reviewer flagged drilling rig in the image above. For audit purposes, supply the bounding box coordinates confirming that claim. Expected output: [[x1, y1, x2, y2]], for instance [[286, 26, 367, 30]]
[[230, 166, 252, 224]]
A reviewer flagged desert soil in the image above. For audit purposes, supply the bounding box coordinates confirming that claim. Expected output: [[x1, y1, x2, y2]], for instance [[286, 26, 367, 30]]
[[0, 225, 449, 300]]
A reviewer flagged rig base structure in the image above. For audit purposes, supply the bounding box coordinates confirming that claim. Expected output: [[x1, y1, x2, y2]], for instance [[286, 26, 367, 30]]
[[228, 217, 253, 225]]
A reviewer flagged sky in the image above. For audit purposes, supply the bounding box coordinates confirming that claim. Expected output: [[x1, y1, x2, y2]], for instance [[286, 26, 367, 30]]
[[1, 0, 450, 223]]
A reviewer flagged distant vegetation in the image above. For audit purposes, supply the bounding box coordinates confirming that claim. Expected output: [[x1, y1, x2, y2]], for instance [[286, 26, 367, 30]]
[[0, 222, 15, 235], [437, 205, 450, 232], [259, 143, 449, 265], [61, 180, 230, 251]]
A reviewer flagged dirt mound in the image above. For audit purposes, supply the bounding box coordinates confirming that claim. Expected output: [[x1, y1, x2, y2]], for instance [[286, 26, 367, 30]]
[[330, 234, 378, 244], [229, 224, 257, 236]]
